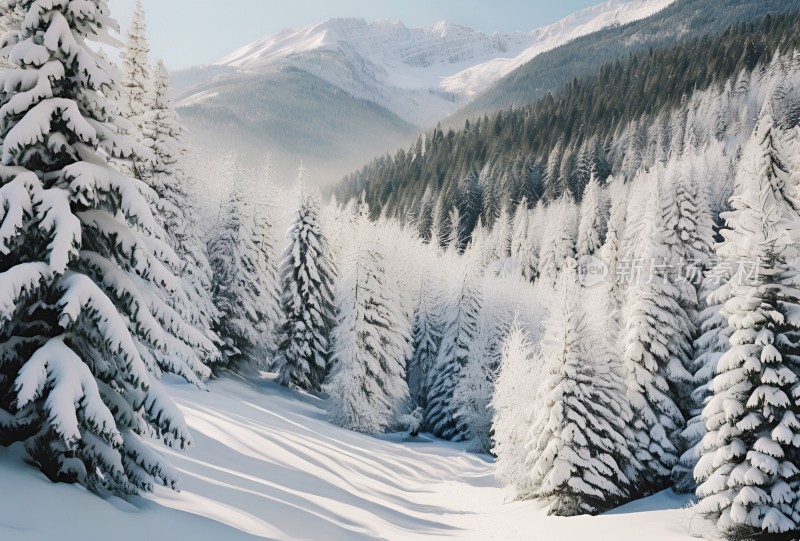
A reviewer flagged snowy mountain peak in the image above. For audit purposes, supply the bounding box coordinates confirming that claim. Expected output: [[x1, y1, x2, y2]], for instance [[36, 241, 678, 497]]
[[213, 0, 676, 115], [442, 0, 676, 98], [215, 17, 529, 72]]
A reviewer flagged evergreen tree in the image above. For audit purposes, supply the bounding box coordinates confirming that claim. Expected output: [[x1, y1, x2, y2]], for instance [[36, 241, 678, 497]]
[[621, 179, 693, 493], [142, 60, 222, 376], [671, 259, 733, 493], [250, 166, 283, 359], [576, 173, 606, 258], [444, 206, 463, 254], [601, 180, 628, 311], [510, 199, 537, 282], [0, 0, 197, 494], [453, 305, 498, 453], [120, 0, 151, 148], [492, 318, 541, 496], [425, 269, 482, 440], [669, 154, 715, 318], [407, 276, 442, 409], [695, 111, 800, 537], [527, 268, 632, 515], [324, 214, 411, 433], [538, 199, 577, 289], [273, 192, 337, 391], [207, 155, 272, 368]]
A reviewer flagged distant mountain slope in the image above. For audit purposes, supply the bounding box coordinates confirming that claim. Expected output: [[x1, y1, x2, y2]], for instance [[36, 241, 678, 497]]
[[333, 10, 800, 242], [178, 67, 418, 185], [441, 0, 675, 99], [456, 0, 799, 120], [173, 1, 673, 184]]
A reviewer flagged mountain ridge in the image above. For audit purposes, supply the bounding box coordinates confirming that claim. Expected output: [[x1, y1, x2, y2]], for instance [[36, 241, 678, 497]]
[[170, 0, 679, 184]]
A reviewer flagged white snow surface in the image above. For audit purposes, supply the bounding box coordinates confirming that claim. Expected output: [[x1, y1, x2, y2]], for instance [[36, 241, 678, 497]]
[[209, 0, 674, 126], [0, 374, 710, 540]]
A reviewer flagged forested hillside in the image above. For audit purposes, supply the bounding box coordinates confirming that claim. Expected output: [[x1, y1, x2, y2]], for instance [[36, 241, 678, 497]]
[[5, 1, 800, 540], [456, 0, 800, 118], [334, 11, 800, 245]]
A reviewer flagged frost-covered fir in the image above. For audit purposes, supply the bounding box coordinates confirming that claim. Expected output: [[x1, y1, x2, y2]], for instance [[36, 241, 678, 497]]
[[324, 211, 411, 433], [510, 198, 537, 283], [452, 304, 500, 453], [424, 269, 482, 440], [249, 164, 283, 359], [601, 180, 629, 311], [120, 0, 151, 148], [525, 269, 633, 515], [0, 0, 202, 494], [273, 190, 337, 391], [207, 155, 273, 367], [621, 176, 693, 493], [147, 61, 220, 347], [407, 275, 442, 409], [671, 257, 733, 493], [126, 59, 222, 379], [695, 111, 800, 537], [537, 199, 577, 288], [576, 174, 606, 258], [492, 318, 541, 495]]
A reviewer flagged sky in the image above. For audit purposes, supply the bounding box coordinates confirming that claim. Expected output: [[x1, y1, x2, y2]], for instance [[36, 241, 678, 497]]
[[107, 0, 604, 70]]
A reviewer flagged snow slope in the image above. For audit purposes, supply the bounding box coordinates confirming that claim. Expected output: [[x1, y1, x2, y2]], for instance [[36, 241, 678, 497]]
[[442, 0, 676, 98], [0, 375, 712, 541]]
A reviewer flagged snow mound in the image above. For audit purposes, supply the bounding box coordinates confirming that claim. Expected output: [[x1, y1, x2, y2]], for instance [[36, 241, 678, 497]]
[[0, 375, 705, 540]]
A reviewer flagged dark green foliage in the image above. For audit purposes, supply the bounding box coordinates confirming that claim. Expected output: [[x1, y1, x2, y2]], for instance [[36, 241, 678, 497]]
[[333, 11, 800, 242], [460, 0, 800, 117]]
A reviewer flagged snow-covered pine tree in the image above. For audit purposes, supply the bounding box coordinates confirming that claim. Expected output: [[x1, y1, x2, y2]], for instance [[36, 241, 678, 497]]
[[443, 206, 463, 254], [510, 198, 537, 282], [492, 318, 541, 496], [135, 59, 222, 377], [695, 110, 800, 537], [601, 180, 628, 311], [207, 154, 272, 368], [572, 139, 594, 196], [621, 178, 693, 494], [429, 194, 445, 251], [425, 268, 482, 440], [576, 173, 606, 258], [619, 169, 652, 263], [0, 0, 198, 494], [452, 302, 499, 453], [510, 197, 529, 255], [538, 199, 577, 289], [407, 275, 442, 409], [120, 0, 151, 149], [526, 268, 632, 515], [491, 204, 512, 261], [668, 149, 724, 494], [669, 154, 714, 318], [671, 258, 733, 493], [675, 156, 715, 274], [149, 61, 219, 337], [273, 191, 337, 391], [249, 163, 283, 360], [324, 212, 411, 433]]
